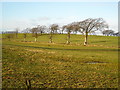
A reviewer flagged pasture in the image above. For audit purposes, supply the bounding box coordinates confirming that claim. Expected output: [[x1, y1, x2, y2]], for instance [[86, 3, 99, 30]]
[[2, 34, 119, 88]]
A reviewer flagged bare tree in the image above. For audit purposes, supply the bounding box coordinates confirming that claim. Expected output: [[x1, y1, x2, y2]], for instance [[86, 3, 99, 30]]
[[37, 25, 46, 35], [71, 22, 82, 34], [22, 28, 29, 42], [70, 22, 85, 35], [102, 30, 114, 36], [64, 24, 74, 44], [30, 27, 39, 42], [61, 25, 67, 34], [78, 18, 108, 46], [113, 31, 120, 36], [63, 22, 81, 44], [49, 24, 59, 43], [15, 28, 19, 38]]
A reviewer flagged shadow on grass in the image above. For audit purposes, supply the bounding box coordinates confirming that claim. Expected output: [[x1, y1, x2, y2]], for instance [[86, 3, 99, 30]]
[[91, 41, 107, 43], [4, 44, 119, 52]]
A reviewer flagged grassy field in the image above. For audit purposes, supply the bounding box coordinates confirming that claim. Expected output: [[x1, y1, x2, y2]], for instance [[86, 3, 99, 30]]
[[2, 34, 119, 88]]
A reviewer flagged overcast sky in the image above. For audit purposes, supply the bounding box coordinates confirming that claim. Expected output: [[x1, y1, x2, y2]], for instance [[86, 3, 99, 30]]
[[0, 1, 118, 32]]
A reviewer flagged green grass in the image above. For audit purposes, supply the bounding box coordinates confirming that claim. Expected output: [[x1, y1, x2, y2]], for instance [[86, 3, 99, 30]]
[[2, 34, 119, 88]]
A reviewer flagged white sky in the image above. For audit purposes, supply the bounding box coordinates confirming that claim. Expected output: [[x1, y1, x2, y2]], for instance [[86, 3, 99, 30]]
[[0, 0, 119, 33]]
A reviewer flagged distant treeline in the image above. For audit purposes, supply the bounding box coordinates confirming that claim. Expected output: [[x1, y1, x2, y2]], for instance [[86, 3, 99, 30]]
[[2, 30, 120, 36]]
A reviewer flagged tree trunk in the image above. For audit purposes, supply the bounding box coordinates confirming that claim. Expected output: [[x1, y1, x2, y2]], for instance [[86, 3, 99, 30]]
[[66, 32, 70, 44], [24, 34, 26, 42], [84, 32, 88, 46], [40, 31, 42, 35], [9, 38, 10, 41], [62, 30, 63, 34], [16, 33, 18, 38], [35, 33, 38, 42], [35, 38, 37, 42], [49, 31, 52, 43]]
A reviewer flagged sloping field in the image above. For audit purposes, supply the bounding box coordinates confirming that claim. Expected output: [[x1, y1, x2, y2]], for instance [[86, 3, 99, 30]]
[[2, 34, 119, 88]]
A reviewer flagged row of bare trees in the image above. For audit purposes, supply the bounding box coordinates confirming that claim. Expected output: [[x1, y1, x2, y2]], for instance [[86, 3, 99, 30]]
[[48, 18, 108, 45], [4, 18, 109, 45]]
